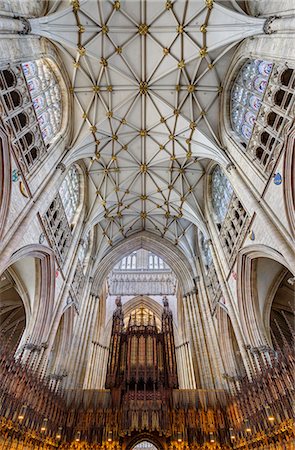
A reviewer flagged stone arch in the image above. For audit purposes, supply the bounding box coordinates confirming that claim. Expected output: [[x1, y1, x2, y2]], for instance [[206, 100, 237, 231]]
[[236, 244, 294, 348], [3, 244, 56, 345], [0, 121, 11, 239], [103, 295, 181, 342], [124, 434, 165, 450], [123, 296, 163, 318], [91, 232, 196, 296]]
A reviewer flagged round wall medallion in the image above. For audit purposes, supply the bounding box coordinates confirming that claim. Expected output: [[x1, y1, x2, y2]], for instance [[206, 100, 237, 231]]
[[273, 173, 282, 185]]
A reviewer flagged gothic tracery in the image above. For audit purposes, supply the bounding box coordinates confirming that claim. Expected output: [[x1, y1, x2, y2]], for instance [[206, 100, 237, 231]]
[[0, 1, 294, 449]]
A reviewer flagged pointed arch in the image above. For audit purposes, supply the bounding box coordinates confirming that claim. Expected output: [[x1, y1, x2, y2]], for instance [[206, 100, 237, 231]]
[[236, 244, 294, 347], [124, 434, 164, 450], [91, 231, 196, 296], [4, 244, 56, 344]]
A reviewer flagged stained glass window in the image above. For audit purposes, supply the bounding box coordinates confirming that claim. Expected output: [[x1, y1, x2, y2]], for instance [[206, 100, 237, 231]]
[[22, 59, 62, 145], [59, 166, 80, 224], [133, 442, 157, 450], [231, 59, 272, 144], [199, 232, 212, 270], [211, 165, 233, 224], [78, 232, 90, 265]]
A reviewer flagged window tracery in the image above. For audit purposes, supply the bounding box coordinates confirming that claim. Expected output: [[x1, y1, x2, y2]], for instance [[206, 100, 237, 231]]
[[200, 232, 213, 270], [231, 60, 295, 174], [42, 166, 80, 266], [199, 232, 221, 314], [231, 59, 272, 144], [211, 165, 234, 224], [71, 261, 85, 305], [59, 166, 80, 225], [43, 194, 72, 265], [120, 251, 137, 270], [0, 59, 62, 174], [211, 166, 248, 263], [78, 232, 90, 267], [22, 60, 62, 146], [148, 253, 165, 270]]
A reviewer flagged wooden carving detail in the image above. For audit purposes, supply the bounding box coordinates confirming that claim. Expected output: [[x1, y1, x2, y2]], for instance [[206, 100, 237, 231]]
[[106, 296, 178, 408]]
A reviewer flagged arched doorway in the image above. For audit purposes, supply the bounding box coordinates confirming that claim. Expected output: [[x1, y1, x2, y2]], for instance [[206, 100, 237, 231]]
[[124, 435, 165, 450]]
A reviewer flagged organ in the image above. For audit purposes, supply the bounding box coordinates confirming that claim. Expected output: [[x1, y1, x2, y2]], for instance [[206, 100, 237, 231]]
[[106, 296, 178, 408]]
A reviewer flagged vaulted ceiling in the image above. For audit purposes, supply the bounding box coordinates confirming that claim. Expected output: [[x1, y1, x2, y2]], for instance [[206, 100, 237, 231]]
[[30, 0, 264, 263]]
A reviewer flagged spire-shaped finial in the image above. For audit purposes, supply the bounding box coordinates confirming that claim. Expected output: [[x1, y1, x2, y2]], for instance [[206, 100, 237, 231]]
[[115, 295, 122, 308], [163, 295, 169, 308]]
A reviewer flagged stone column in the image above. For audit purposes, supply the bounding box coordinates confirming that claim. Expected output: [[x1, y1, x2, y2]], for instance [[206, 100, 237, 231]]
[[184, 289, 217, 389], [65, 292, 99, 388], [208, 240, 254, 378], [184, 342, 196, 389], [175, 346, 184, 388], [189, 289, 219, 389], [194, 259, 229, 389], [84, 329, 110, 389], [182, 294, 202, 387]]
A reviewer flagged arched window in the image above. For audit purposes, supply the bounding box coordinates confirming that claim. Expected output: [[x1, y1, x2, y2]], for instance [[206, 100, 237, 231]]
[[211, 166, 248, 262], [149, 253, 154, 269], [231, 59, 272, 145], [118, 252, 137, 270], [121, 257, 127, 270], [131, 253, 136, 269], [148, 252, 165, 270], [22, 59, 62, 146], [126, 255, 132, 269], [211, 165, 234, 224], [78, 232, 90, 266], [59, 166, 80, 225], [0, 59, 63, 173], [230, 60, 294, 175], [200, 232, 213, 270], [43, 195, 72, 265]]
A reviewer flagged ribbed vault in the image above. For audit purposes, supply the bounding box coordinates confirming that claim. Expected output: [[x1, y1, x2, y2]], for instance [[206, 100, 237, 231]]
[[29, 1, 265, 261]]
